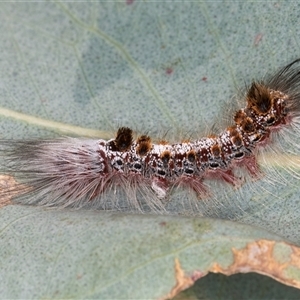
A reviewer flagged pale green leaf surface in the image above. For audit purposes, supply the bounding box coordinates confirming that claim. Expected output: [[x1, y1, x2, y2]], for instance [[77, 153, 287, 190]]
[[0, 206, 295, 299], [0, 1, 300, 298]]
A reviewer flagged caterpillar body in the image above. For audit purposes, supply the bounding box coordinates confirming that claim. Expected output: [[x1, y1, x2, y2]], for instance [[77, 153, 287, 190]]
[[1, 59, 300, 213]]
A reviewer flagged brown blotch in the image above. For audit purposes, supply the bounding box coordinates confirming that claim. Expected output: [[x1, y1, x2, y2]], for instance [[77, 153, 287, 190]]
[[247, 82, 272, 115], [136, 135, 152, 156], [161, 150, 171, 166], [187, 150, 196, 162], [113, 127, 133, 151], [211, 143, 221, 157], [163, 258, 202, 300], [210, 240, 300, 290]]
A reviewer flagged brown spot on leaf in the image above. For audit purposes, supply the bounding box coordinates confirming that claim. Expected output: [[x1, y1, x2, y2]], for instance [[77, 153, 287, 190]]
[[211, 240, 300, 289], [0, 175, 26, 208], [162, 258, 204, 300], [290, 246, 300, 269], [165, 67, 173, 75], [254, 33, 263, 46]]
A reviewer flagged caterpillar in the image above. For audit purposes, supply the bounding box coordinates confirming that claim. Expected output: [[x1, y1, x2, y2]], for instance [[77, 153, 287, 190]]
[[1, 59, 300, 213]]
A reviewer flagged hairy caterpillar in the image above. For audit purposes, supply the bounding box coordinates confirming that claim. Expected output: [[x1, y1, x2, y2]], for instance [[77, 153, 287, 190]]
[[1, 59, 300, 213]]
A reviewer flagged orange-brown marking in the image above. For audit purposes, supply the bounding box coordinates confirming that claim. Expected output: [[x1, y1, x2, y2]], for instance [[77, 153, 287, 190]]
[[114, 127, 133, 151], [241, 117, 255, 133], [211, 143, 221, 157], [207, 134, 217, 139], [181, 139, 191, 143], [158, 140, 169, 145], [228, 126, 243, 147], [161, 150, 171, 166], [234, 111, 255, 133], [136, 135, 152, 156], [187, 150, 196, 162], [234, 110, 246, 124], [247, 82, 272, 115]]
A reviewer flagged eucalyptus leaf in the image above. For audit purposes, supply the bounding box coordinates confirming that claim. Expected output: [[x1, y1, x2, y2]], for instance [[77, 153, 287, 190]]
[[0, 2, 300, 298]]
